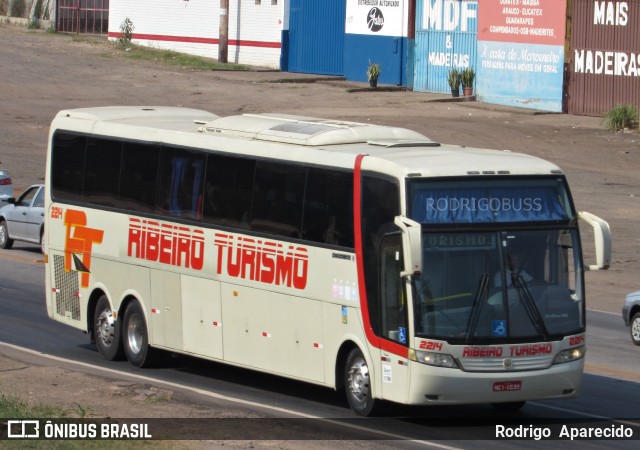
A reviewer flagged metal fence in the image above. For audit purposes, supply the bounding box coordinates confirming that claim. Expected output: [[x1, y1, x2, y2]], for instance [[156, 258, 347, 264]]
[[58, 0, 109, 35]]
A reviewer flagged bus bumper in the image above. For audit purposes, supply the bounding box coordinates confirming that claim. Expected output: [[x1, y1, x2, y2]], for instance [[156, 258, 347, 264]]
[[406, 359, 584, 405]]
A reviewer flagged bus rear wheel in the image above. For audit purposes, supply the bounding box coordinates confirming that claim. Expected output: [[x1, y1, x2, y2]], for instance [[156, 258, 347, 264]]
[[93, 295, 124, 361], [123, 300, 162, 368], [344, 348, 377, 416]]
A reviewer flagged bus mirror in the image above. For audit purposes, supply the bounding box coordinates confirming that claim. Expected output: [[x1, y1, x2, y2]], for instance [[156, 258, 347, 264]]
[[578, 211, 611, 270], [393, 216, 422, 277]]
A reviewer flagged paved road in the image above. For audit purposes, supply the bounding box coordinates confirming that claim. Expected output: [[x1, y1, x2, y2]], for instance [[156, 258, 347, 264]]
[[0, 245, 638, 447]]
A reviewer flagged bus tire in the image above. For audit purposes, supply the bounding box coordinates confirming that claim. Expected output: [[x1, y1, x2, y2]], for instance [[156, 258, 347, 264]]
[[0, 220, 14, 249], [123, 300, 162, 368], [93, 295, 124, 361], [344, 348, 377, 416], [492, 401, 526, 412]]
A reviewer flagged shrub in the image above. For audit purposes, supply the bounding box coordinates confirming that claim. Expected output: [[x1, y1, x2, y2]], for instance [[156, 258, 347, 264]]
[[116, 17, 135, 49], [603, 104, 639, 132]]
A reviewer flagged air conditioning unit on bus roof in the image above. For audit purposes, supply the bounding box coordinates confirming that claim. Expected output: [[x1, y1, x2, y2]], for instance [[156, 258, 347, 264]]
[[198, 113, 439, 147]]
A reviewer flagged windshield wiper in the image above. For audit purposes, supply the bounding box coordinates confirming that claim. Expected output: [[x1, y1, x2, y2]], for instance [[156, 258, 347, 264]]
[[513, 275, 549, 339], [466, 273, 490, 342]]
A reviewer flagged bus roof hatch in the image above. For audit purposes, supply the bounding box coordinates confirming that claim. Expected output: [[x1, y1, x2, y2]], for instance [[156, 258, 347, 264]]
[[198, 113, 436, 146]]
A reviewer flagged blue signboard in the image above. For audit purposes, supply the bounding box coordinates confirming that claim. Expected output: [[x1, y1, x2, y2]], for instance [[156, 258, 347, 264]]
[[414, 0, 479, 94], [476, 0, 567, 112]]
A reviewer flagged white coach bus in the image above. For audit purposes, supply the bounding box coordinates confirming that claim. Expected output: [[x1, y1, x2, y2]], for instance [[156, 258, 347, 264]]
[[44, 106, 611, 416]]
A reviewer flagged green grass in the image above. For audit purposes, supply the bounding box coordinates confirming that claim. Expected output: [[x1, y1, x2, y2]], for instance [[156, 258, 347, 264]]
[[0, 392, 182, 449], [0, 392, 63, 418], [20, 27, 252, 71], [603, 104, 639, 131], [118, 44, 252, 71]]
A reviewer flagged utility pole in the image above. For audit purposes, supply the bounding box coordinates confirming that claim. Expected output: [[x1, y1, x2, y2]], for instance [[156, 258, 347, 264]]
[[218, 0, 229, 63]]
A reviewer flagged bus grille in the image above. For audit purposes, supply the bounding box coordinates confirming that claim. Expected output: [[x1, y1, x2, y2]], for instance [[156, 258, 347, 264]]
[[53, 255, 81, 321], [459, 355, 554, 371]]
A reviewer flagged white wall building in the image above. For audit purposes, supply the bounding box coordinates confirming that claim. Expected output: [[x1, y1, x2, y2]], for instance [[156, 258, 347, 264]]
[[109, 0, 284, 69]]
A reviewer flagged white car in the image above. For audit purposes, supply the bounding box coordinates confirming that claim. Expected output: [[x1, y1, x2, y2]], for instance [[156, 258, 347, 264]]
[[0, 169, 13, 206], [623, 290, 640, 346], [0, 184, 45, 253]]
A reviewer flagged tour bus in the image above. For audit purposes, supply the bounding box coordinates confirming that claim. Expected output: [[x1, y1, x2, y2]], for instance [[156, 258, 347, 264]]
[[44, 106, 611, 416]]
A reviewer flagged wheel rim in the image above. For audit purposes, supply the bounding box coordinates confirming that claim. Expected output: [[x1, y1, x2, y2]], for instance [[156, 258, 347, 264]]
[[347, 356, 371, 405], [126, 313, 144, 355], [0, 224, 6, 246], [632, 317, 640, 342], [96, 307, 116, 347]]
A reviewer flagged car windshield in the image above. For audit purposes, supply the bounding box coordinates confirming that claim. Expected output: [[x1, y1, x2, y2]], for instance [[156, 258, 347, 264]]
[[413, 229, 584, 342]]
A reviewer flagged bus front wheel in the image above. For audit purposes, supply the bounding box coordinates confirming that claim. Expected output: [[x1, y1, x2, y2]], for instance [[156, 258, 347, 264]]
[[344, 348, 377, 416], [123, 300, 162, 368], [93, 295, 124, 361]]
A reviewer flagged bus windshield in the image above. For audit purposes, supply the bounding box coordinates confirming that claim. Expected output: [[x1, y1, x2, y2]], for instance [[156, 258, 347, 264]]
[[413, 229, 584, 342]]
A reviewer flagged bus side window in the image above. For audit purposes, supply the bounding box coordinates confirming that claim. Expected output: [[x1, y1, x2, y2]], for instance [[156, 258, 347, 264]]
[[252, 161, 305, 238], [155, 147, 205, 220], [203, 154, 255, 229], [303, 168, 353, 247], [51, 132, 86, 201], [84, 137, 122, 207], [361, 175, 401, 337], [120, 142, 160, 213], [380, 234, 408, 344]]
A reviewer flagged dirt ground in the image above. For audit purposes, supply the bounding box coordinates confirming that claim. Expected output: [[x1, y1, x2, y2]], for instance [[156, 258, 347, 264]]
[[0, 22, 639, 431]]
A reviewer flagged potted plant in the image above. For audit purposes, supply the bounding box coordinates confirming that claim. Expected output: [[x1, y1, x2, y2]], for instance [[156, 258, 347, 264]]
[[461, 67, 475, 96], [367, 62, 381, 88], [447, 67, 461, 97]]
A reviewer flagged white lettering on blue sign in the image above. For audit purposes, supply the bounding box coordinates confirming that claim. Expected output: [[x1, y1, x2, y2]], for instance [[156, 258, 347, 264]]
[[422, 0, 478, 32]]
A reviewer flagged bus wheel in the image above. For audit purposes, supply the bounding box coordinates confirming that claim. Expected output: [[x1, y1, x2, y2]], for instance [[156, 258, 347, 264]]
[[123, 301, 161, 368], [93, 295, 124, 361], [491, 401, 526, 411], [344, 348, 377, 416], [0, 220, 14, 249]]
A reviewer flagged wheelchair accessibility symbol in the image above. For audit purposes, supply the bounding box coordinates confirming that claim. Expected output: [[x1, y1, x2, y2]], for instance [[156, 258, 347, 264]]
[[492, 320, 507, 337], [398, 327, 407, 344]]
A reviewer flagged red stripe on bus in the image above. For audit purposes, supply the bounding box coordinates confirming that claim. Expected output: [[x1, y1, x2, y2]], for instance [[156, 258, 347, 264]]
[[353, 155, 408, 359], [353, 155, 378, 349], [107, 33, 281, 49]]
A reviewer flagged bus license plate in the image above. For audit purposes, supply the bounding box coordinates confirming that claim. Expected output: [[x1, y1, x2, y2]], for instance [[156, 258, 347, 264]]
[[493, 381, 522, 392]]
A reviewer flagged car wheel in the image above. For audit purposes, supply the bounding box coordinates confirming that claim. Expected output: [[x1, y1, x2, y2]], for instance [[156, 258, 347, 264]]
[[93, 295, 125, 361], [123, 300, 162, 368], [0, 220, 14, 249], [344, 348, 378, 416], [630, 312, 640, 346]]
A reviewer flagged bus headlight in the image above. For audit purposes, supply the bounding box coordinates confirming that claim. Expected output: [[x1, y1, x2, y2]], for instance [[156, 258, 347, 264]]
[[409, 349, 458, 368], [553, 346, 585, 364]]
